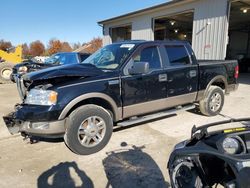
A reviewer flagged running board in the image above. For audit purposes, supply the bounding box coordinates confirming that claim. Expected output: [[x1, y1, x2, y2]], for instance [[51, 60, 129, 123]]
[[117, 104, 195, 127]]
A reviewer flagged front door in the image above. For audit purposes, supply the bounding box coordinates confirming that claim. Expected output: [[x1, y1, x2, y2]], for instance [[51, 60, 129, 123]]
[[121, 45, 168, 118]]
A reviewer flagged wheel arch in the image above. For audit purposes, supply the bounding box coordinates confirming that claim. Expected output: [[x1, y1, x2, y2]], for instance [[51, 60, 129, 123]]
[[59, 93, 122, 122], [205, 75, 228, 97]]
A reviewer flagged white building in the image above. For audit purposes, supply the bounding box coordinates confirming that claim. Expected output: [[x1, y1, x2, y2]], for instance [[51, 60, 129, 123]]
[[98, 0, 250, 60]]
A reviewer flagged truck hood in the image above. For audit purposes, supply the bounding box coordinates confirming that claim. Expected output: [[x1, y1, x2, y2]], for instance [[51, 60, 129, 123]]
[[22, 63, 103, 82]]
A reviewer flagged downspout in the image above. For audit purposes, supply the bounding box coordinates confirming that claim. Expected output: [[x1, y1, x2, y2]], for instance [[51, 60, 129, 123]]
[[224, 0, 232, 60]]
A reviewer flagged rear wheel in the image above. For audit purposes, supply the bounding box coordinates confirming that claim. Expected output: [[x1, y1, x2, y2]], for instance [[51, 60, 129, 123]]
[[199, 86, 224, 116], [169, 158, 203, 188], [64, 104, 113, 155], [0, 62, 14, 84]]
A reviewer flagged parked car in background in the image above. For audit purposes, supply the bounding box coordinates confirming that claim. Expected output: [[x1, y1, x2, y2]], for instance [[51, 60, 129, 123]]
[[10, 52, 91, 82], [33, 56, 49, 63], [4, 40, 238, 155]]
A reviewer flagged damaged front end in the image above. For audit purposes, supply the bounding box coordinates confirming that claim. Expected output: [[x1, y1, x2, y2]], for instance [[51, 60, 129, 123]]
[[3, 105, 67, 138], [3, 110, 22, 135], [3, 63, 103, 138]]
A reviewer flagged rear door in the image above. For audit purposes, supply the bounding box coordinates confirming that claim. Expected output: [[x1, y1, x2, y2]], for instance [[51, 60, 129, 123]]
[[121, 44, 168, 118], [164, 45, 198, 106]]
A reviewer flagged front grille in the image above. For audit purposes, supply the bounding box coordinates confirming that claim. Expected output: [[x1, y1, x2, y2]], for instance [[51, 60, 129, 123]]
[[16, 77, 27, 100]]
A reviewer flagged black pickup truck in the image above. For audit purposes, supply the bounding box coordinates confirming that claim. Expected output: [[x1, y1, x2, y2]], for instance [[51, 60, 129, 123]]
[[3, 41, 239, 155]]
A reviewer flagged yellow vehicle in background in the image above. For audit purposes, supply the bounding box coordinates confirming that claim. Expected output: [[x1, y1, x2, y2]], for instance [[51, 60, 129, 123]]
[[0, 45, 23, 83]]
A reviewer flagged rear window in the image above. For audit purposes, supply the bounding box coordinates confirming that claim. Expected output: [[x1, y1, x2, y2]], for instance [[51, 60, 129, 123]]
[[165, 46, 190, 65]]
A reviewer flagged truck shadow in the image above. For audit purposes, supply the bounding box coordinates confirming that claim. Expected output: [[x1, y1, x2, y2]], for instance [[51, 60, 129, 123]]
[[103, 143, 170, 188], [37, 161, 93, 188]]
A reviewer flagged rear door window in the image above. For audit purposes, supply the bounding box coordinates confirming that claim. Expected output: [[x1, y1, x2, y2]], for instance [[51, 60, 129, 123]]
[[165, 46, 191, 65]]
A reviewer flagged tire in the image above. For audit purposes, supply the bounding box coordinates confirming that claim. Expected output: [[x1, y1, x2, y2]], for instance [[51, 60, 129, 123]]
[[199, 86, 224, 116], [169, 158, 203, 188], [64, 104, 113, 155], [0, 62, 14, 84]]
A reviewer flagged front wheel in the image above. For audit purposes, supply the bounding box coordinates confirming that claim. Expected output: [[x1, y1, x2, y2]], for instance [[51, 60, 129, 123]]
[[64, 104, 113, 155], [199, 86, 224, 116]]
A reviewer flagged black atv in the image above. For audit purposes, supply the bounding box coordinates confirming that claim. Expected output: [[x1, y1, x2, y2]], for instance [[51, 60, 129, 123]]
[[168, 118, 250, 188]]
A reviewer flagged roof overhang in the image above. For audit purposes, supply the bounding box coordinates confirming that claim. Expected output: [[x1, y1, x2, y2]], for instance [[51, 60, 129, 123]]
[[98, 0, 193, 25]]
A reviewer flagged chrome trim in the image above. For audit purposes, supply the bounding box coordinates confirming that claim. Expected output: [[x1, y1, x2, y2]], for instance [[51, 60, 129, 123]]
[[16, 77, 26, 100], [59, 93, 122, 121], [123, 92, 197, 118], [189, 70, 197, 77], [58, 77, 120, 89], [108, 80, 119, 85], [19, 119, 66, 135]]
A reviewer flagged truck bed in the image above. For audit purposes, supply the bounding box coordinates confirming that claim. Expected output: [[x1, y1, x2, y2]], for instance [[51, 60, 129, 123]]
[[197, 59, 238, 94]]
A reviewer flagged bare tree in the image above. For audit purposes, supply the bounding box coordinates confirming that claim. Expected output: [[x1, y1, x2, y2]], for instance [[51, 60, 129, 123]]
[[72, 42, 82, 51], [84, 37, 103, 53], [61, 42, 72, 52]]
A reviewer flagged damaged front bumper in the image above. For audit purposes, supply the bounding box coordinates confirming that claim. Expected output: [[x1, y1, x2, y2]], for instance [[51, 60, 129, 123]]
[[3, 111, 67, 138]]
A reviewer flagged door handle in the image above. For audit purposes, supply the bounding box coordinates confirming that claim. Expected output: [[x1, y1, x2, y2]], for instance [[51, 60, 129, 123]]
[[189, 70, 197, 78], [159, 74, 168, 82]]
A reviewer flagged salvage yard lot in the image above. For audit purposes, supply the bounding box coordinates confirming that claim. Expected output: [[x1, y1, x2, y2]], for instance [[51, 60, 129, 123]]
[[0, 74, 249, 188]]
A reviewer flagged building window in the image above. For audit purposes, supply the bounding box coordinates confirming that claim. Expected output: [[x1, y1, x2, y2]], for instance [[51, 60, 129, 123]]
[[111, 25, 132, 43], [154, 11, 194, 44]]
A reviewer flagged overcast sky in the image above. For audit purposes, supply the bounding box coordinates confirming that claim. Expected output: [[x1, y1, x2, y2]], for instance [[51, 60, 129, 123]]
[[0, 0, 167, 45]]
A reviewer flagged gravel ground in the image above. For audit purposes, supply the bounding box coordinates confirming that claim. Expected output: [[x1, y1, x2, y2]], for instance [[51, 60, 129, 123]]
[[0, 74, 249, 188]]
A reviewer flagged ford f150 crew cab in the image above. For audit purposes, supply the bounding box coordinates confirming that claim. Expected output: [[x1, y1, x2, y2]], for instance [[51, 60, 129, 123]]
[[3, 41, 239, 155]]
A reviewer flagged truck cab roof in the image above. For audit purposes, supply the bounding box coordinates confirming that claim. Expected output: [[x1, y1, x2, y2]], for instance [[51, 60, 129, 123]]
[[112, 40, 190, 46]]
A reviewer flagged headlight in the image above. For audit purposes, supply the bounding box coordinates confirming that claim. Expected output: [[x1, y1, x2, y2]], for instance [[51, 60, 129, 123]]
[[18, 66, 28, 73], [25, 89, 58, 106], [222, 137, 242, 155]]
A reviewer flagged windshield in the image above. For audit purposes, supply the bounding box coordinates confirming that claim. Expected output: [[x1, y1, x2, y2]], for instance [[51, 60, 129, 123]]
[[44, 53, 77, 65], [81, 43, 136, 70]]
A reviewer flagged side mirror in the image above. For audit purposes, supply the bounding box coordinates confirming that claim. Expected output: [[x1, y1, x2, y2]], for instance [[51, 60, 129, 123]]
[[128, 62, 149, 75]]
